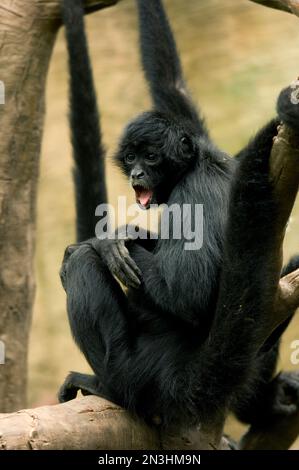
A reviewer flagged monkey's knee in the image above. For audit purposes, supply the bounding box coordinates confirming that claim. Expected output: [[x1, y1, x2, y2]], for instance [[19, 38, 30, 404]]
[[60, 242, 95, 291], [60, 244, 81, 289]]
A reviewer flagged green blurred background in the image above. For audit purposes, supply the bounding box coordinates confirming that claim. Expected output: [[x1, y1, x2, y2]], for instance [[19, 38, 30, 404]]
[[30, 0, 299, 441]]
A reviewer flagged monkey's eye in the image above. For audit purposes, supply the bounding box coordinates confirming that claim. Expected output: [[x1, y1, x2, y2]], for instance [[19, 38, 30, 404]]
[[180, 136, 193, 154], [180, 136, 190, 146], [146, 153, 158, 163], [125, 154, 135, 164]]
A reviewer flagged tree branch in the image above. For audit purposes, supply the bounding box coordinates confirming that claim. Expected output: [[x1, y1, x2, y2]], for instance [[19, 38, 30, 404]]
[[0, 396, 158, 450], [259, 124, 299, 342], [278, 269, 299, 314], [84, 1, 120, 14], [249, 0, 299, 15], [0, 0, 122, 21], [0, 392, 298, 450], [0, 396, 231, 450]]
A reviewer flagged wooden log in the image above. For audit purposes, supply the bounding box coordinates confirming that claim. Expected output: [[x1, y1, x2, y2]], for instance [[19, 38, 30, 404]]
[[0, 396, 160, 450]]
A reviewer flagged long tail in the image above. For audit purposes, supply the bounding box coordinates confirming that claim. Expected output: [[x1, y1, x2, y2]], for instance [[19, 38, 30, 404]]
[[62, 0, 107, 242]]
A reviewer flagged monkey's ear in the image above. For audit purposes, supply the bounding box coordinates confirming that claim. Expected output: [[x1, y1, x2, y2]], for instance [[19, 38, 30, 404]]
[[172, 135, 198, 167]]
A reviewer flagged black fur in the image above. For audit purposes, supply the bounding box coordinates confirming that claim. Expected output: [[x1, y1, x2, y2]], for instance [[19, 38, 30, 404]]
[[136, 0, 206, 133], [59, 0, 299, 430], [62, 0, 107, 242]]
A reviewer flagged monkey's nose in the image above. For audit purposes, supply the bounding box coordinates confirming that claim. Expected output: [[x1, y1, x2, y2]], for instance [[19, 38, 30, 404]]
[[132, 169, 145, 180]]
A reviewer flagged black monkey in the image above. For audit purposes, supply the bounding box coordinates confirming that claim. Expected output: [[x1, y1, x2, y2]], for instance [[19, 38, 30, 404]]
[[59, 0, 299, 430]]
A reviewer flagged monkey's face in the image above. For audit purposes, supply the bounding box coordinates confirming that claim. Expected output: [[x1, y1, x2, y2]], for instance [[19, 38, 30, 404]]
[[114, 111, 197, 210]]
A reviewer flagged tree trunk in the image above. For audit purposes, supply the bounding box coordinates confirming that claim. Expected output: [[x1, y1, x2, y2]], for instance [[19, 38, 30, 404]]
[[0, 0, 121, 413], [0, 397, 160, 450]]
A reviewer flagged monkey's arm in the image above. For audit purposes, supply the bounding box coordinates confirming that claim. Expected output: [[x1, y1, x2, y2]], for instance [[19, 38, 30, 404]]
[[92, 225, 158, 288], [127, 243, 197, 322], [136, 0, 206, 133]]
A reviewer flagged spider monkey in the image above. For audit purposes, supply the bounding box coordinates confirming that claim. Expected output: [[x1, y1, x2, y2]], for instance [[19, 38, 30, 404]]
[[59, 0, 299, 430]]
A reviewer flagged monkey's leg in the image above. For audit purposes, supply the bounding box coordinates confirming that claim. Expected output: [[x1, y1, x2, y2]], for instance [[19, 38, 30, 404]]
[[59, 243, 132, 405]]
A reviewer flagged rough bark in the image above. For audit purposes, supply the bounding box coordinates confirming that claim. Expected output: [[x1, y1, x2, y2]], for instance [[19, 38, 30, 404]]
[[0, 0, 121, 413], [0, 0, 58, 414], [0, 397, 159, 450], [0, 396, 231, 450], [263, 125, 299, 339], [0, 392, 297, 450]]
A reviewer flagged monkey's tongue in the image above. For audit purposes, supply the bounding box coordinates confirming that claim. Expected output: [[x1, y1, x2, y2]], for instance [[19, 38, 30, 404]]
[[134, 188, 153, 208]]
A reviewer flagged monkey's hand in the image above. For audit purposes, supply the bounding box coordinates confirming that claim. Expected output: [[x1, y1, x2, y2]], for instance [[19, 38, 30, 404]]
[[92, 232, 142, 289]]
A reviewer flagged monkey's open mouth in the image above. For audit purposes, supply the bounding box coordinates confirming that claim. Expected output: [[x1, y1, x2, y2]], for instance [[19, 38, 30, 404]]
[[133, 185, 154, 210]]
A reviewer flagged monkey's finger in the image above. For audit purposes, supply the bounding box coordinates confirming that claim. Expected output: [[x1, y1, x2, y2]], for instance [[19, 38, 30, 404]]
[[106, 247, 140, 287], [106, 249, 123, 276], [114, 269, 134, 289], [116, 241, 142, 277], [117, 242, 142, 279], [120, 261, 142, 288], [108, 244, 141, 287], [113, 264, 141, 289], [109, 244, 124, 266], [124, 254, 142, 279], [114, 256, 142, 288]]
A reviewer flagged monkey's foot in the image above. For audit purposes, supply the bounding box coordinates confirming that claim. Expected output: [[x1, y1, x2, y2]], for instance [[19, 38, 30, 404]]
[[58, 371, 103, 403]]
